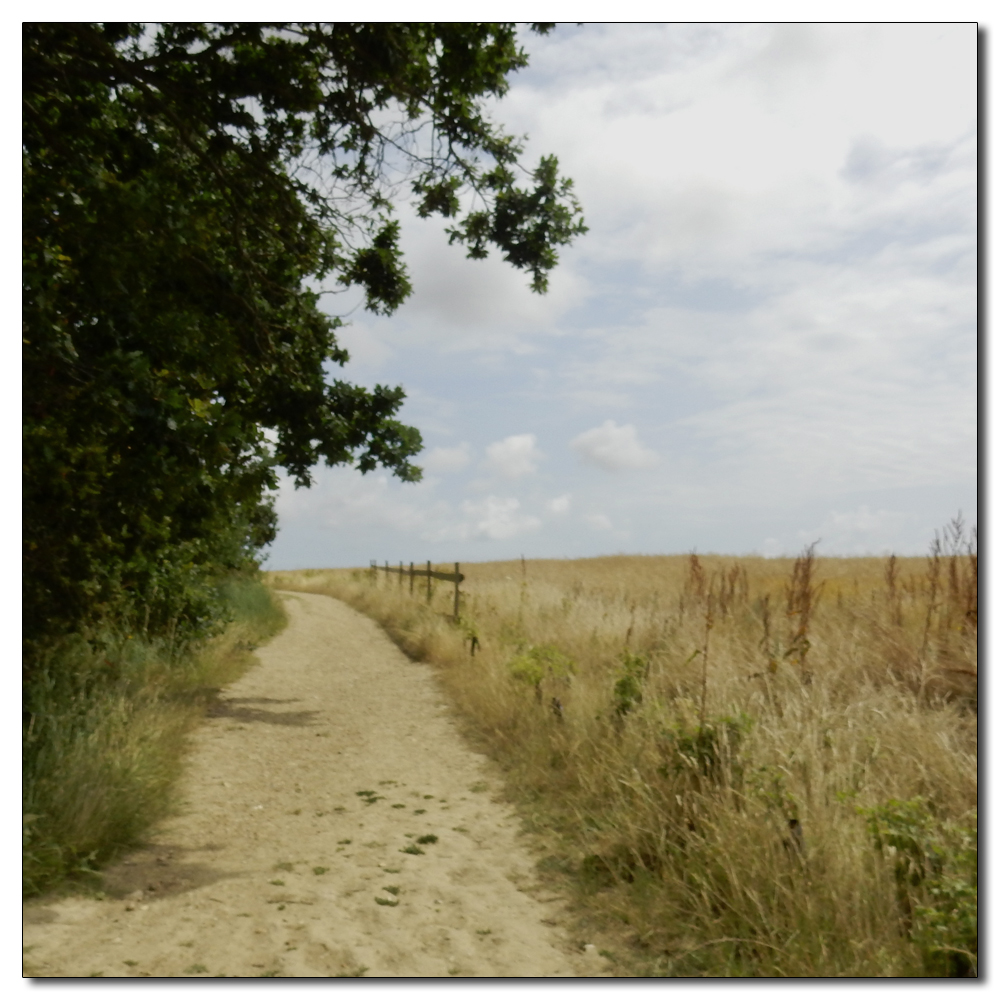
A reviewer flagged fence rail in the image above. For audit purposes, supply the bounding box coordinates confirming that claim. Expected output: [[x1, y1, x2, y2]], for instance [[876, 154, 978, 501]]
[[370, 560, 465, 619]]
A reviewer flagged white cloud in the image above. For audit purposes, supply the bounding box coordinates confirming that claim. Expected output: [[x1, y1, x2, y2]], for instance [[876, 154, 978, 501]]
[[265, 24, 976, 567], [757, 505, 942, 558], [548, 494, 571, 514], [420, 443, 472, 474], [273, 467, 543, 558], [275, 470, 437, 536], [760, 537, 783, 558], [430, 496, 541, 542], [502, 23, 974, 286], [484, 433, 544, 479], [571, 421, 658, 472], [802, 506, 924, 556]]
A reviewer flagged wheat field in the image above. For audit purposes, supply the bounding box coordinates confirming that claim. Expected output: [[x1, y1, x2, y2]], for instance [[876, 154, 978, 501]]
[[268, 521, 977, 977]]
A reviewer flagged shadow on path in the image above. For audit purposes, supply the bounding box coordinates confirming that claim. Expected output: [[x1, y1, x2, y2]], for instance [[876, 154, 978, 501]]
[[207, 697, 320, 727]]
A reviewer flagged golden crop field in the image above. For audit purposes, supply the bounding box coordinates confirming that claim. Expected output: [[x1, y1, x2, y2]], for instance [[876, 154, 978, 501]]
[[268, 523, 977, 977]]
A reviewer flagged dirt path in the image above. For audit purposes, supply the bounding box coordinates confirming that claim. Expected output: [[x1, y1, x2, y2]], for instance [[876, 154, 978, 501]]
[[23, 591, 607, 979]]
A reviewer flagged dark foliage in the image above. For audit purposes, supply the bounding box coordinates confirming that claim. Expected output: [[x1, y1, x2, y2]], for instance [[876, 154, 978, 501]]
[[23, 22, 585, 653]]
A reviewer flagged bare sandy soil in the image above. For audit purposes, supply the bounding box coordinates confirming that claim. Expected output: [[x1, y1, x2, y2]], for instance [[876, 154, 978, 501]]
[[23, 591, 608, 979]]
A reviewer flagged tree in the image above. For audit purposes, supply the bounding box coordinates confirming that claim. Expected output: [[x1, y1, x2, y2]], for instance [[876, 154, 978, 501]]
[[22, 22, 586, 649]]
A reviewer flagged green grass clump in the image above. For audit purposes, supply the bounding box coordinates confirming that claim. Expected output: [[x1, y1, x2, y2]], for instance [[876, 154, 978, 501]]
[[23, 577, 286, 897]]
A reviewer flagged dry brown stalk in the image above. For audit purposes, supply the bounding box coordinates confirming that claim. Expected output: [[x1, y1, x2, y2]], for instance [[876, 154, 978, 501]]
[[268, 529, 976, 978], [785, 541, 822, 682]]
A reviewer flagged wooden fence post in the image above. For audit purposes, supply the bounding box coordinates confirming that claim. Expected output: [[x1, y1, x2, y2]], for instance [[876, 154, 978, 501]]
[[399, 561, 403, 588], [426, 560, 432, 603], [409, 561, 414, 595], [453, 562, 461, 619]]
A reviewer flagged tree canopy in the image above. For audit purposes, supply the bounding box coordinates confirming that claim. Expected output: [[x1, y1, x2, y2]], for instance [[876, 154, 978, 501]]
[[22, 22, 586, 649]]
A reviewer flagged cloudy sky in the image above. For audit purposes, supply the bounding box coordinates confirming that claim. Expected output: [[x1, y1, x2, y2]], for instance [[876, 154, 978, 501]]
[[264, 22, 977, 570]]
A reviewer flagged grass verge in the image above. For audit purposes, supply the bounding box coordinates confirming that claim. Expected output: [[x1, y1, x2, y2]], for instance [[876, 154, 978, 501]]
[[268, 524, 976, 977], [23, 576, 287, 897]]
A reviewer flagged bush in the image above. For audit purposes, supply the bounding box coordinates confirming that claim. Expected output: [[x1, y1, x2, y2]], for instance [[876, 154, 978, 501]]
[[860, 797, 977, 976], [659, 713, 753, 783], [508, 644, 575, 699]]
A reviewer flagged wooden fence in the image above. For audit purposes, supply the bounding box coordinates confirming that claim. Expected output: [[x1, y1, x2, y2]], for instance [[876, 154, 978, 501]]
[[370, 560, 465, 619]]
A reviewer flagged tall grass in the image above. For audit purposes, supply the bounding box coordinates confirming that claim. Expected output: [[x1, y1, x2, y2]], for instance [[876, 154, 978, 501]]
[[269, 520, 976, 977], [23, 576, 287, 897]]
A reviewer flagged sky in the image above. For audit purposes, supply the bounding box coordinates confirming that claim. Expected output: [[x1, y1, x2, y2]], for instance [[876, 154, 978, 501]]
[[262, 22, 978, 570]]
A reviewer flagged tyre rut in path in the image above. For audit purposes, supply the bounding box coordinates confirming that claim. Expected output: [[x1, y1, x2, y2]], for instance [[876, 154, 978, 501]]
[[23, 591, 608, 978]]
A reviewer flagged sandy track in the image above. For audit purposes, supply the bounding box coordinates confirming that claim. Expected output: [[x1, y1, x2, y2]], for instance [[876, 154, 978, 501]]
[[23, 591, 606, 979]]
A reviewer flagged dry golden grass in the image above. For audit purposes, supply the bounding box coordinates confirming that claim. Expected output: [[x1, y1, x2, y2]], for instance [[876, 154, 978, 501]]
[[268, 526, 977, 977]]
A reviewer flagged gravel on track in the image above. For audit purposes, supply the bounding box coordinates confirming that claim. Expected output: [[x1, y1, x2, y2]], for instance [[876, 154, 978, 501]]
[[23, 591, 608, 979]]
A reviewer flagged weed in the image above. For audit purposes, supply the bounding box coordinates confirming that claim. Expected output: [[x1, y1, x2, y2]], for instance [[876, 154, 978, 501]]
[[509, 644, 574, 703], [414, 808, 427, 815], [185, 964, 208, 974], [274, 861, 294, 872], [658, 713, 752, 783], [785, 540, 822, 682], [269, 520, 976, 978], [860, 797, 977, 976], [416, 834, 438, 844], [313, 867, 328, 875], [400, 845, 424, 855], [613, 650, 648, 718], [269, 879, 285, 886]]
